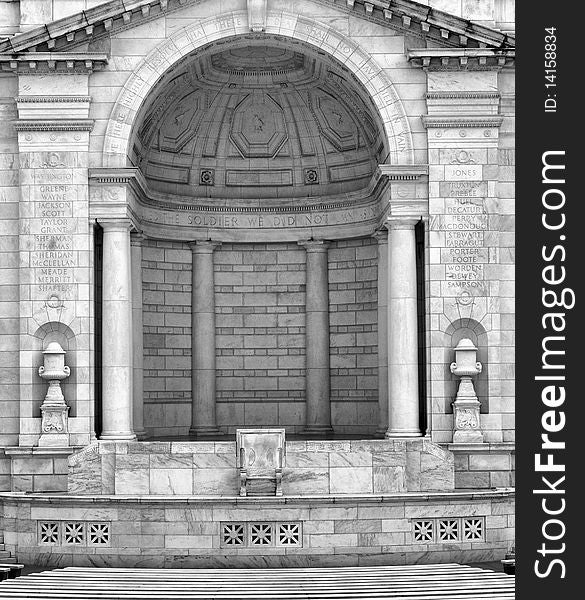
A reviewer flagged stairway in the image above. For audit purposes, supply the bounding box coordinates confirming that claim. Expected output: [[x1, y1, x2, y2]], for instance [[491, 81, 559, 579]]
[[0, 535, 15, 564], [0, 563, 514, 598]]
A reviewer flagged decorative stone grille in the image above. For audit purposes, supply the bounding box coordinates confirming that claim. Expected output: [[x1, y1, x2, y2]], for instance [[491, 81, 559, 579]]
[[277, 522, 301, 546], [438, 519, 459, 541], [88, 522, 111, 546], [412, 518, 484, 543], [220, 522, 302, 548], [221, 523, 246, 546], [462, 518, 485, 541], [38, 521, 60, 545], [413, 520, 434, 542], [63, 522, 85, 545], [250, 523, 273, 546], [38, 522, 110, 547]]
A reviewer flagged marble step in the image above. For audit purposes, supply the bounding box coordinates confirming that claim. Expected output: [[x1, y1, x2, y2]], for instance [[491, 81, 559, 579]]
[[0, 564, 23, 579], [0, 564, 514, 598]]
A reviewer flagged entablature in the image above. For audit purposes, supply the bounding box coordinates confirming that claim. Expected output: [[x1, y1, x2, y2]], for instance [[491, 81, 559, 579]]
[[88, 164, 428, 242]]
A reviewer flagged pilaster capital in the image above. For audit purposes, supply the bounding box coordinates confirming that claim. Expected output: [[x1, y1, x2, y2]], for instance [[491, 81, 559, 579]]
[[189, 240, 221, 253], [372, 229, 388, 244], [98, 218, 133, 233], [385, 216, 421, 231], [298, 239, 329, 252], [130, 231, 145, 246]]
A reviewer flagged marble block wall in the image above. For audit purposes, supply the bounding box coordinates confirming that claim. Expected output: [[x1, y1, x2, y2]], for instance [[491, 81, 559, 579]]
[[328, 238, 378, 434], [140, 238, 380, 436], [141, 239, 192, 437], [1, 489, 515, 568], [0, 73, 20, 474], [214, 242, 307, 433], [67, 440, 455, 496], [452, 445, 515, 489]]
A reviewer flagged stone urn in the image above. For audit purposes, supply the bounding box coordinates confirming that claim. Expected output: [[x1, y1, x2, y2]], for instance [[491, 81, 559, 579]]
[[38, 342, 70, 447], [450, 338, 484, 443]]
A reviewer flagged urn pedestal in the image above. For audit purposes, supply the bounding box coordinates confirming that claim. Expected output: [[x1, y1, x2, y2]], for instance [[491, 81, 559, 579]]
[[38, 342, 71, 448], [450, 339, 484, 443]]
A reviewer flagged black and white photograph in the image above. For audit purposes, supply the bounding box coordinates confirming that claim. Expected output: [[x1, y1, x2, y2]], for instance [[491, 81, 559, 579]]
[[0, 0, 574, 598]]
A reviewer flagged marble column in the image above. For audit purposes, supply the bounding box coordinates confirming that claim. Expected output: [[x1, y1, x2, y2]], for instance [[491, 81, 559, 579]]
[[385, 217, 422, 438], [374, 230, 389, 437], [190, 241, 220, 437], [130, 232, 147, 440], [100, 220, 136, 440], [300, 240, 332, 435]]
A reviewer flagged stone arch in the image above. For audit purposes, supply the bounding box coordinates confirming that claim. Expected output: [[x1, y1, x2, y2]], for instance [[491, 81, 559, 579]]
[[32, 322, 78, 418], [445, 318, 489, 413], [102, 10, 414, 169]]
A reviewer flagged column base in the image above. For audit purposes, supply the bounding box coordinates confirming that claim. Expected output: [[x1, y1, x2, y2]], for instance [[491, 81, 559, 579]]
[[385, 428, 422, 438], [100, 432, 137, 441], [189, 426, 221, 438], [303, 425, 334, 437], [134, 428, 149, 440]]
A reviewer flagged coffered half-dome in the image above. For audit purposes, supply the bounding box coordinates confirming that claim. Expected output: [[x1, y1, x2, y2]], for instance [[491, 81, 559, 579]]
[[130, 35, 389, 201]]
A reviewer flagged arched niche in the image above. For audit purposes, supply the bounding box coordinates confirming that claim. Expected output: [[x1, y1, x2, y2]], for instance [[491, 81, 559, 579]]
[[445, 318, 489, 414], [32, 322, 78, 418]]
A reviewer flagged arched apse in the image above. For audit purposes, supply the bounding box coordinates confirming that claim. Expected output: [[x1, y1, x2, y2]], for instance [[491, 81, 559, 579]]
[[102, 11, 414, 170]]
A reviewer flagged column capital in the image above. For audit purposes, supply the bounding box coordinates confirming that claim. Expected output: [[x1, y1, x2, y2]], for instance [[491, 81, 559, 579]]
[[130, 231, 145, 246], [385, 216, 421, 231], [189, 240, 221, 253], [98, 218, 133, 233], [372, 229, 388, 243], [298, 239, 329, 252]]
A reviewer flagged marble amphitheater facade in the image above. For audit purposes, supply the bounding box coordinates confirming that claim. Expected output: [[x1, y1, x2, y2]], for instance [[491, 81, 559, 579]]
[[0, 0, 515, 567]]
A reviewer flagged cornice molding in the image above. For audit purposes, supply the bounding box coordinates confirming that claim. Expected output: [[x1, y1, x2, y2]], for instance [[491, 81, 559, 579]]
[[426, 92, 501, 100], [16, 95, 91, 103], [421, 115, 503, 129], [0, 0, 514, 57], [13, 119, 95, 131], [378, 164, 428, 180], [0, 53, 108, 73], [89, 166, 388, 215], [408, 48, 514, 71]]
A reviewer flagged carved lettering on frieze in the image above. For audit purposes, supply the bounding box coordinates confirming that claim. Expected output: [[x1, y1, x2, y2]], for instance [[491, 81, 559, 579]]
[[445, 264, 484, 282], [444, 165, 483, 181], [141, 205, 377, 230], [445, 198, 485, 215]]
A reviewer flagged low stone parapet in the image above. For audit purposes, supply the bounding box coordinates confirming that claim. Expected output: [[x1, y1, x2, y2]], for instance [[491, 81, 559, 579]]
[[0, 488, 514, 568], [67, 439, 455, 496]]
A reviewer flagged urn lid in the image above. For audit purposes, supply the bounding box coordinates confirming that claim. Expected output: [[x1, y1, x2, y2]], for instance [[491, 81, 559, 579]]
[[454, 338, 477, 352], [42, 341, 65, 355]]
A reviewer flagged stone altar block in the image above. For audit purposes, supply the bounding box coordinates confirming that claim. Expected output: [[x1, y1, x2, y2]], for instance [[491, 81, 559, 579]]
[[236, 429, 285, 496]]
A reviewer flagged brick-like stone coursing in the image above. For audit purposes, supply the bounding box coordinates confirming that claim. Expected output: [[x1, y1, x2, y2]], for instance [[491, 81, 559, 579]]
[[214, 243, 307, 433], [328, 238, 378, 434]]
